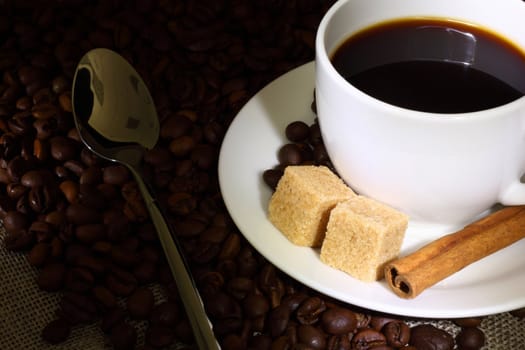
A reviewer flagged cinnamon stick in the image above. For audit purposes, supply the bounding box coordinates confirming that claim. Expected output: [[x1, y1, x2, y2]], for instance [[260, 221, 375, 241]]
[[385, 206, 525, 299]]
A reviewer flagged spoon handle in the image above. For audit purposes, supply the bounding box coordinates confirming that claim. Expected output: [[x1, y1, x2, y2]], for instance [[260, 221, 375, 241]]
[[133, 174, 221, 349]]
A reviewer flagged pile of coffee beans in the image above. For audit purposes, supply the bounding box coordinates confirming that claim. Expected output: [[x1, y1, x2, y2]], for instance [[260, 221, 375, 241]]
[[0, 1, 522, 349]]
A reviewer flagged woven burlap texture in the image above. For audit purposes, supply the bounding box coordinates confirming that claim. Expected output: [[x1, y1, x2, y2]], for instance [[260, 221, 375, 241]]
[[0, 231, 185, 350], [1, 232, 524, 349]]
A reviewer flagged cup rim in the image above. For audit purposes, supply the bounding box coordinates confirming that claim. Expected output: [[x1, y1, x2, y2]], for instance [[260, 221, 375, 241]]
[[315, 0, 525, 121]]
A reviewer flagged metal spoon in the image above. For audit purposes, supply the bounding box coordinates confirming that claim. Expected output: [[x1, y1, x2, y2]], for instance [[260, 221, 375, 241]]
[[71, 48, 220, 350]]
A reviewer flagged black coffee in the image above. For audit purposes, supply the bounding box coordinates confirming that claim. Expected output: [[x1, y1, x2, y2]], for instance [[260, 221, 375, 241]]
[[331, 18, 525, 113]]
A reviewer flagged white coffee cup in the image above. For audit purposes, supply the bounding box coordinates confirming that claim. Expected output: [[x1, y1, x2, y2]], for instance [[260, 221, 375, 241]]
[[315, 0, 525, 225]]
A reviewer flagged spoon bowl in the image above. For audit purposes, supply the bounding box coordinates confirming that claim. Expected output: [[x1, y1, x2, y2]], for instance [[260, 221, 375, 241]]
[[72, 48, 220, 349]]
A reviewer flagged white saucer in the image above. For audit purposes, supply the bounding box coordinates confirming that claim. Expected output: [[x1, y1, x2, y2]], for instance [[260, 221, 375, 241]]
[[218, 61, 525, 318]]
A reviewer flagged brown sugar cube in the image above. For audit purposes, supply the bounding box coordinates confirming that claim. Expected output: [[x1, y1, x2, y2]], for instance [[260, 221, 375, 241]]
[[320, 196, 408, 282], [268, 165, 356, 247]]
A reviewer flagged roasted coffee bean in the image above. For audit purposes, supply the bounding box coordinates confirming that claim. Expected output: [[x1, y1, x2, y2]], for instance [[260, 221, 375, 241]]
[[28, 185, 56, 213], [197, 270, 225, 297], [145, 324, 176, 348], [59, 180, 78, 203], [3, 210, 29, 233], [271, 335, 295, 350], [268, 304, 292, 337], [236, 246, 259, 278], [105, 266, 138, 297], [16, 95, 32, 111], [32, 102, 57, 120], [78, 183, 107, 210], [160, 113, 193, 139], [75, 223, 106, 244], [41, 319, 71, 345], [92, 285, 117, 310], [32, 87, 55, 105], [49, 237, 64, 259], [104, 209, 132, 241], [258, 264, 285, 307], [369, 316, 399, 331], [296, 297, 327, 325], [44, 209, 66, 228], [0, 134, 20, 161], [247, 334, 272, 350], [16, 193, 32, 215], [455, 327, 485, 350], [191, 239, 221, 264], [109, 322, 137, 350], [243, 293, 270, 319], [103, 164, 130, 185], [278, 143, 303, 166], [27, 242, 50, 266], [453, 317, 484, 328], [58, 291, 98, 324], [410, 324, 454, 350], [7, 156, 29, 182], [54, 165, 70, 179], [126, 287, 155, 319], [79, 166, 102, 185], [383, 321, 410, 347], [144, 147, 173, 168], [169, 135, 196, 157], [80, 147, 101, 166], [321, 307, 358, 335], [33, 138, 50, 160], [312, 143, 331, 166], [51, 75, 70, 95], [132, 260, 157, 283], [30, 220, 55, 242], [262, 168, 283, 190], [191, 144, 216, 170], [227, 276, 254, 300], [203, 121, 224, 144], [168, 191, 198, 215], [20, 169, 51, 187], [206, 291, 242, 320], [63, 243, 90, 264], [150, 301, 179, 327], [139, 244, 162, 263], [62, 159, 85, 177], [37, 262, 66, 291], [297, 324, 327, 349], [285, 121, 310, 142], [65, 203, 101, 224], [33, 118, 56, 140], [4, 228, 34, 251], [222, 333, 247, 350], [75, 254, 106, 275], [0, 195, 14, 219], [352, 328, 387, 350], [218, 232, 241, 260], [100, 307, 126, 333], [49, 136, 78, 161], [8, 111, 33, 135], [327, 334, 352, 350], [18, 65, 47, 86], [199, 225, 228, 243], [64, 267, 95, 292]]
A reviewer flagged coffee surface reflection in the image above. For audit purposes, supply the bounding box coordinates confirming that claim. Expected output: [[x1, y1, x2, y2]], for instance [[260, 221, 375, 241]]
[[331, 18, 525, 113]]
